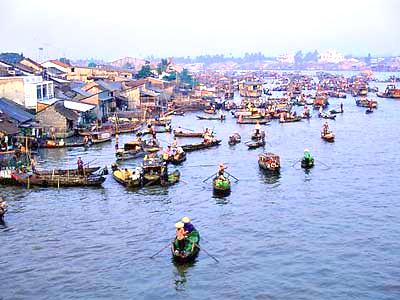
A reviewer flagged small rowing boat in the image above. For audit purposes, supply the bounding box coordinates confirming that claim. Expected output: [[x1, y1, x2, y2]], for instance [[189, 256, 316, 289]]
[[112, 167, 142, 188], [173, 130, 204, 138], [197, 115, 226, 120], [321, 131, 335, 142], [213, 176, 231, 196], [181, 139, 221, 152], [258, 153, 280, 172], [247, 139, 265, 149], [172, 230, 200, 263]]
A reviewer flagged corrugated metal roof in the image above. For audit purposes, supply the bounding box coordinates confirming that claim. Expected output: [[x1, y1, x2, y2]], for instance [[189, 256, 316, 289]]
[[64, 100, 95, 112], [0, 98, 34, 123]]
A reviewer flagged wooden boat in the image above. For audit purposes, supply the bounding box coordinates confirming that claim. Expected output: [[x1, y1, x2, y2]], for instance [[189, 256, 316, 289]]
[[181, 139, 221, 152], [376, 84, 400, 98], [39, 140, 86, 149], [237, 119, 270, 125], [247, 139, 265, 149], [213, 176, 231, 196], [139, 127, 172, 135], [356, 99, 378, 108], [112, 167, 142, 188], [318, 113, 336, 120], [11, 171, 106, 187], [279, 116, 302, 123], [34, 166, 100, 176], [172, 230, 200, 263], [172, 111, 185, 116], [329, 109, 344, 114], [197, 115, 226, 121], [81, 131, 112, 144], [116, 140, 145, 161], [173, 130, 204, 138], [258, 153, 280, 172], [301, 158, 314, 169], [321, 132, 335, 142], [228, 133, 241, 145], [163, 151, 187, 165]]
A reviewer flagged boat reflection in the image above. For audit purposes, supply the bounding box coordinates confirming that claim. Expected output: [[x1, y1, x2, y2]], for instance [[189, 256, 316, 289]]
[[172, 260, 196, 292]]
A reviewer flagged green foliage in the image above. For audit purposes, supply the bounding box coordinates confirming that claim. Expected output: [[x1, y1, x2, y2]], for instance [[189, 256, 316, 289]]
[[157, 58, 169, 75], [137, 64, 153, 78]]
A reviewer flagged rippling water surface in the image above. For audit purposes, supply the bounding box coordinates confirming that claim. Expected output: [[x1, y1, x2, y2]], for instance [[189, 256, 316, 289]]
[[1, 77, 400, 300]]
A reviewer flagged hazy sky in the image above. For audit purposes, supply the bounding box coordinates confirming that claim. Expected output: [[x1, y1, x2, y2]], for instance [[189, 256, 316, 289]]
[[1, 0, 399, 61]]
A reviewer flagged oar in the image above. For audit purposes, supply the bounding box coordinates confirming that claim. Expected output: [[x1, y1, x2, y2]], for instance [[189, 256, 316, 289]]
[[84, 159, 97, 166], [203, 172, 217, 182], [194, 243, 219, 263], [291, 160, 301, 167], [178, 127, 194, 132], [225, 171, 239, 182], [149, 242, 171, 259], [315, 159, 330, 168]]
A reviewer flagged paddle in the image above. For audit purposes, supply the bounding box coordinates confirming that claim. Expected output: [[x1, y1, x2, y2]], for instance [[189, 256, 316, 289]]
[[315, 159, 330, 169], [203, 172, 217, 182], [225, 171, 239, 182], [178, 127, 194, 132], [84, 159, 97, 166], [291, 160, 301, 167], [194, 243, 219, 263], [149, 242, 171, 259]]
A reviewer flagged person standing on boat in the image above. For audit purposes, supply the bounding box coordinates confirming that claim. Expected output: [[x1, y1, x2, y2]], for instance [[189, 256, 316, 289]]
[[77, 157, 84, 175], [322, 122, 329, 135], [181, 217, 195, 234], [255, 121, 261, 135], [30, 157, 36, 173], [115, 134, 119, 151], [340, 102, 344, 113], [0, 198, 8, 219], [172, 137, 178, 148], [218, 163, 226, 179]]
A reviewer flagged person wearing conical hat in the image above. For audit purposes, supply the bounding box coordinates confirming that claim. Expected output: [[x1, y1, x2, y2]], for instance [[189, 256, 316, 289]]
[[175, 221, 187, 254], [182, 216, 195, 233], [304, 148, 312, 161]]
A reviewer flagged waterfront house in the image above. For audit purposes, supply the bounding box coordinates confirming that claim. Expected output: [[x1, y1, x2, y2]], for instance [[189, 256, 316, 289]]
[[0, 75, 54, 110], [36, 100, 80, 138]]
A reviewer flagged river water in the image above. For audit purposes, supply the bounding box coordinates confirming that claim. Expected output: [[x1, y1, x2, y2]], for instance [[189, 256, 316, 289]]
[[1, 74, 400, 300]]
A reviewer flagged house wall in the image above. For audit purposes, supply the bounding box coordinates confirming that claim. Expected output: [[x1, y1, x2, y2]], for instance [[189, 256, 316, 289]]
[[36, 105, 68, 135], [121, 86, 140, 109], [0, 77, 25, 106]]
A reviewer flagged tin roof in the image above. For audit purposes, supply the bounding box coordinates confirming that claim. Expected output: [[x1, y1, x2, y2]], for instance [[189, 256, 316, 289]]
[[0, 98, 34, 123]]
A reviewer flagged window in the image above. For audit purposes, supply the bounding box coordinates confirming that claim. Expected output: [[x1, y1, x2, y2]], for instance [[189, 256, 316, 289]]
[[43, 84, 47, 98], [36, 85, 42, 99]]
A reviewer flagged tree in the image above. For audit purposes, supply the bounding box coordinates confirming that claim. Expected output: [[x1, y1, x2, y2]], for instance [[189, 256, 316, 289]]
[[157, 58, 169, 75], [179, 68, 197, 86], [137, 64, 152, 78], [59, 57, 71, 65]]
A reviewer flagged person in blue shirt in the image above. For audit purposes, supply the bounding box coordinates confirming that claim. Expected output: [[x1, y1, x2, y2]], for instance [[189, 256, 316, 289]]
[[181, 217, 195, 233]]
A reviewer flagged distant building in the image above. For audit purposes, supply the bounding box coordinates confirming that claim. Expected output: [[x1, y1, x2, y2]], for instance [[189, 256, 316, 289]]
[[319, 50, 345, 64], [277, 53, 295, 64], [0, 75, 54, 110]]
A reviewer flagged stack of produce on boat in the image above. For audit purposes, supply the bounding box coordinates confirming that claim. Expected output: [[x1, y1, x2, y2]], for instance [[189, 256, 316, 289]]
[[139, 123, 172, 135], [172, 217, 200, 263], [116, 139, 145, 161], [162, 146, 187, 165], [213, 167, 231, 196], [313, 94, 329, 109], [258, 152, 280, 172], [148, 117, 172, 126], [318, 111, 336, 120], [301, 149, 314, 169], [204, 107, 216, 114], [228, 132, 241, 145], [321, 122, 335, 142]]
